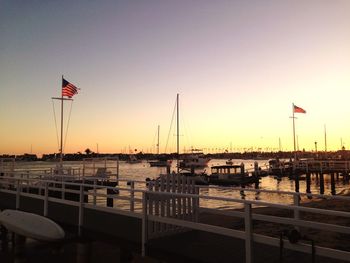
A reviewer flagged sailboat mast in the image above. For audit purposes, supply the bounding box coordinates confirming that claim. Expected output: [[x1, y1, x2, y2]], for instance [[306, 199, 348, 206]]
[[176, 93, 179, 173], [60, 75, 64, 165]]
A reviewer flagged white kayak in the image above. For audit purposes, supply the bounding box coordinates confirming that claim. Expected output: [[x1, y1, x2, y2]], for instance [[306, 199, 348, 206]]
[[0, 209, 65, 242]]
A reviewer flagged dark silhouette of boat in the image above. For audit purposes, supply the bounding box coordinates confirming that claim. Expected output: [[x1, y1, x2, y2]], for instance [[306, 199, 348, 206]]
[[208, 164, 259, 186]]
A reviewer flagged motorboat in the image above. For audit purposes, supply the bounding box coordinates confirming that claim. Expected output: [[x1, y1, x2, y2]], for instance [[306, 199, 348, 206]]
[[209, 164, 259, 186], [179, 154, 210, 169]]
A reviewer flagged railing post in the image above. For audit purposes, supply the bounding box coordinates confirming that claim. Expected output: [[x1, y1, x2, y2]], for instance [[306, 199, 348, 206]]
[[78, 184, 84, 236], [142, 191, 148, 257], [194, 186, 199, 223], [26, 172, 29, 192], [61, 182, 65, 200], [293, 193, 300, 231], [16, 179, 20, 210], [244, 203, 252, 263], [130, 181, 135, 212], [93, 179, 97, 206], [44, 182, 48, 216]]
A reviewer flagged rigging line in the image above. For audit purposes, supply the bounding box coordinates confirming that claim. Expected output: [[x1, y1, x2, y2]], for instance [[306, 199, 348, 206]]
[[63, 100, 73, 152], [51, 99, 60, 151], [180, 105, 192, 152], [164, 97, 177, 153]]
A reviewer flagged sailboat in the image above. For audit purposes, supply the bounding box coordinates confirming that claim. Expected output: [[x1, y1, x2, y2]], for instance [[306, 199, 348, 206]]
[[166, 94, 209, 184], [149, 125, 172, 167]]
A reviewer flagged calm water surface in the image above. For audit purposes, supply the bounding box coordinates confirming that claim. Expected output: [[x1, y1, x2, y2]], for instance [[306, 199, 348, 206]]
[[12, 159, 350, 210]]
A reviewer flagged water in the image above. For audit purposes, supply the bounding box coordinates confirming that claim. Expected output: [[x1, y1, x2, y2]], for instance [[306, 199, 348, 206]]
[[9, 159, 350, 210]]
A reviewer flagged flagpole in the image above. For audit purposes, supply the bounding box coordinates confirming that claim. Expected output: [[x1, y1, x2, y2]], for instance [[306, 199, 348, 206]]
[[59, 75, 64, 166], [324, 124, 327, 152], [292, 103, 297, 160], [157, 125, 160, 155], [176, 93, 179, 173]]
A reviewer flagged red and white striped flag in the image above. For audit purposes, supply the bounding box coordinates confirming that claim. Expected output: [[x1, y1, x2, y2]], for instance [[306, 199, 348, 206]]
[[62, 78, 79, 98], [293, 105, 306, 114]]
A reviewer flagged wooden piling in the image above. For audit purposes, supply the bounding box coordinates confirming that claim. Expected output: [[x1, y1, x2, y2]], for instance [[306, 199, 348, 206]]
[[107, 188, 114, 207], [331, 173, 336, 195], [306, 173, 311, 196], [295, 173, 300, 193], [320, 172, 325, 195]]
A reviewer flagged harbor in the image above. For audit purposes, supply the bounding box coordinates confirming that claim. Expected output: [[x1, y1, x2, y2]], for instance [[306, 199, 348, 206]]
[[2, 1, 350, 262]]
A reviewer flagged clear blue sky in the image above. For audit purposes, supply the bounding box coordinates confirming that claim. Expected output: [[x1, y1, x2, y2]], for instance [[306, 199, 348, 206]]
[[1, 0, 350, 155]]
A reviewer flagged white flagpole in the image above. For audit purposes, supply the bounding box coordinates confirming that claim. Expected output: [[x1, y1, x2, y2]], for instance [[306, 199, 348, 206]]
[[176, 93, 179, 173], [292, 103, 297, 160], [52, 75, 73, 169], [324, 124, 327, 152], [60, 75, 64, 166]]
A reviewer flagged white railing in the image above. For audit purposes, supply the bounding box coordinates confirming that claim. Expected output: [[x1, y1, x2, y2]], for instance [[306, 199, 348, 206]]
[[0, 175, 349, 262]]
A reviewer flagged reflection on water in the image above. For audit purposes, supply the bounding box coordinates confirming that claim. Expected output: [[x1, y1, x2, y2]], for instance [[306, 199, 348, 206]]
[[11, 159, 350, 210]]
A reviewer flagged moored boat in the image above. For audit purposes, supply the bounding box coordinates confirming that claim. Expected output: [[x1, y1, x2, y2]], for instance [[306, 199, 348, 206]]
[[209, 164, 259, 186], [179, 153, 210, 169], [268, 158, 292, 176], [126, 155, 142, 164]]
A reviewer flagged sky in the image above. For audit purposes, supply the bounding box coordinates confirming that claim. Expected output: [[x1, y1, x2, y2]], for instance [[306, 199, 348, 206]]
[[0, 0, 350, 155]]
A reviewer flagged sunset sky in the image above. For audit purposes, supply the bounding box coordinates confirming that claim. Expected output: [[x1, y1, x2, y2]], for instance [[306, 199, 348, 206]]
[[1, 0, 350, 155]]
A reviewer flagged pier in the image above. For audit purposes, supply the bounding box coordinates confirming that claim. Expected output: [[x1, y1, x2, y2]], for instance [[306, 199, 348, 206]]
[[0, 160, 350, 262]]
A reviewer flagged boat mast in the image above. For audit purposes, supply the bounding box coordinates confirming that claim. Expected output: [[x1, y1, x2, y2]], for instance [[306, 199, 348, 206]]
[[177, 93, 179, 173]]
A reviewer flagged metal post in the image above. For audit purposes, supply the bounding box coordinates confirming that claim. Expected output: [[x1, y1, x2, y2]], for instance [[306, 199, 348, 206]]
[[16, 179, 20, 210], [44, 182, 48, 216], [244, 203, 252, 263]]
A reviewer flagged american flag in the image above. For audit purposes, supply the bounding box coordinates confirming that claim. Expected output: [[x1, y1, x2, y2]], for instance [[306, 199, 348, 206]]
[[293, 105, 306, 114], [62, 78, 78, 98]]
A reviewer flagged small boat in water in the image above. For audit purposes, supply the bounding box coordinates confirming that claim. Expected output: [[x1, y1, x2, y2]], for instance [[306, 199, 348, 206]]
[[149, 157, 172, 167], [226, 159, 233, 165], [126, 155, 142, 164], [209, 164, 259, 186], [179, 153, 210, 169]]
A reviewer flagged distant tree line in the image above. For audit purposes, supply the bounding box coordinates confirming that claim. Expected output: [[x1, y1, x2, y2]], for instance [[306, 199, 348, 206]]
[[1, 149, 350, 162]]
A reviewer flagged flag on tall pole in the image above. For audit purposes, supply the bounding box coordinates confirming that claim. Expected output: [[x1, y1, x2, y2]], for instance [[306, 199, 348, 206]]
[[53, 76, 80, 167], [292, 103, 306, 161], [62, 78, 79, 98], [293, 105, 306, 114]]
